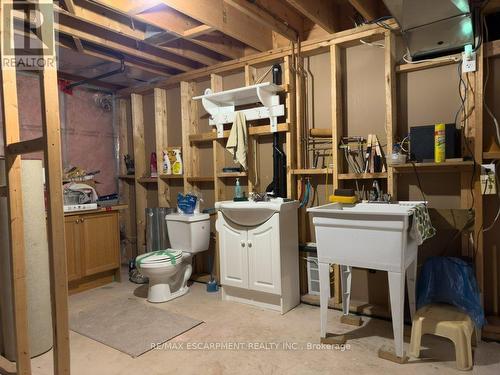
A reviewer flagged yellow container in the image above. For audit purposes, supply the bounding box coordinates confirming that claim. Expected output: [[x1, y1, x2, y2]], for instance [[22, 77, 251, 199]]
[[328, 195, 357, 204], [434, 123, 446, 163]]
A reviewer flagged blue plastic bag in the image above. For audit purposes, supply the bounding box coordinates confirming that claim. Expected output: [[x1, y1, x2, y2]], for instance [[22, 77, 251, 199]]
[[417, 256, 486, 328], [177, 193, 197, 214]]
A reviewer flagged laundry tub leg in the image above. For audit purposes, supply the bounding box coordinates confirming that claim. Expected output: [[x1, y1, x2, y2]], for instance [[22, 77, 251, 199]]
[[319, 262, 330, 339], [341, 265, 352, 316], [406, 259, 417, 320], [378, 271, 407, 363]]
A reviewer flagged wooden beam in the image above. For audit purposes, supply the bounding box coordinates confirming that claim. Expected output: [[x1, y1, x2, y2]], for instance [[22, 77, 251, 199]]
[[286, 0, 337, 33], [56, 21, 193, 72], [183, 25, 214, 38], [486, 39, 500, 58], [384, 31, 397, 199], [226, 0, 299, 40], [160, 0, 274, 51], [127, 0, 164, 15], [5, 137, 44, 155], [37, 2, 71, 372], [61, 0, 85, 52], [348, 0, 380, 21], [0, 30, 32, 375], [154, 88, 171, 207], [91, 0, 247, 59], [56, 3, 221, 67], [131, 93, 147, 255], [180, 81, 200, 192]]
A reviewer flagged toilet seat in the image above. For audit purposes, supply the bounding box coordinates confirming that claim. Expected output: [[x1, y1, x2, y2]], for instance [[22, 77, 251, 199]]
[[136, 250, 183, 268]]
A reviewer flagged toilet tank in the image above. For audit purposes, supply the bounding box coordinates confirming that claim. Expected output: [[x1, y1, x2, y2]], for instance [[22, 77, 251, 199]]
[[165, 213, 210, 253]]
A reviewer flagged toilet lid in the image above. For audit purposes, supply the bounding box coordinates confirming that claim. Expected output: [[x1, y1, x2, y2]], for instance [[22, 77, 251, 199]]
[[136, 249, 183, 266]]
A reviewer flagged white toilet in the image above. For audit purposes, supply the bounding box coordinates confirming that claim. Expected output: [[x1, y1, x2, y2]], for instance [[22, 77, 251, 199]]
[[136, 212, 210, 303]]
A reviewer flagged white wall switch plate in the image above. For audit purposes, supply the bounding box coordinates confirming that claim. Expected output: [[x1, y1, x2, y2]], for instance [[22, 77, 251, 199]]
[[481, 163, 496, 195], [462, 51, 476, 73]]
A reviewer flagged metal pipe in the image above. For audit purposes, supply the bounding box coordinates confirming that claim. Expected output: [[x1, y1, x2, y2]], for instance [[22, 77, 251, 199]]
[[66, 60, 125, 90]]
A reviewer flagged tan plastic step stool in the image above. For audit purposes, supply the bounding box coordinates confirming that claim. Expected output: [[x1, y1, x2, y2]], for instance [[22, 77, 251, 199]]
[[409, 303, 477, 371]]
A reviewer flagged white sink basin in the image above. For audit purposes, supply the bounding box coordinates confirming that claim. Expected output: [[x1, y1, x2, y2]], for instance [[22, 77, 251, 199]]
[[215, 199, 298, 226], [310, 201, 424, 216]]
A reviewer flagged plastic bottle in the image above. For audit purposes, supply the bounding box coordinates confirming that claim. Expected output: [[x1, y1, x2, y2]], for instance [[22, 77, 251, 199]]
[[234, 178, 242, 199], [434, 123, 445, 163], [172, 149, 183, 175]]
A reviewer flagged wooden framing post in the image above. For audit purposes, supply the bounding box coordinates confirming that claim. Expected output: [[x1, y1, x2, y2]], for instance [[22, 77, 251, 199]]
[[330, 44, 343, 193], [0, 34, 32, 375], [330, 44, 343, 304], [284, 55, 296, 199], [154, 88, 170, 207], [180, 81, 199, 194], [38, 1, 71, 373], [118, 98, 135, 261], [211, 74, 224, 283], [244, 65, 258, 193], [131, 93, 147, 255], [384, 31, 397, 198]]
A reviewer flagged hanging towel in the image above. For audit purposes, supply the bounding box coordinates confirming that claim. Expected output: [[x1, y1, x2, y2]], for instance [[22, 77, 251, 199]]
[[226, 111, 248, 170], [410, 204, 436, 245]]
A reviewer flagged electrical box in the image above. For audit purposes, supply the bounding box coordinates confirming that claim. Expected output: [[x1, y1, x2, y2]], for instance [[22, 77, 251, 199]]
[[481, 164, 497, 195]]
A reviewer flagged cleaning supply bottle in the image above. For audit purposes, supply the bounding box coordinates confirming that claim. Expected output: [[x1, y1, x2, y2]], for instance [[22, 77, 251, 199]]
[[434, 123, 445, 163], [172, 149, 183, 175], [234, 178, 242, 199]]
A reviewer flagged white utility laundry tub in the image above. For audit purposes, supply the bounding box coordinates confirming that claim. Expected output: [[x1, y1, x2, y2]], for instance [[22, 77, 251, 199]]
[[308, 201, 424, 360]]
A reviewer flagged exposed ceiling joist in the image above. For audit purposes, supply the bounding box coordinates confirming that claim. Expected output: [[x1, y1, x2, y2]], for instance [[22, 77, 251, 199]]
[[285, 0, 337, 33], [61, 0, 84, 52], [159, 0, 274, 51], [348, 0, 380, 22], [183, 25, 214, 38], [126, 0, 164, 15], [225, 0, 299, 41], [55, 4, 221, 67], [89, 0, 248, 59]]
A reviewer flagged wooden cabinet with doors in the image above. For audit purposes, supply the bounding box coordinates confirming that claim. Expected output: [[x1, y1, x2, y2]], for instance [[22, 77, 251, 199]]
[[64, 207, 122, 294]]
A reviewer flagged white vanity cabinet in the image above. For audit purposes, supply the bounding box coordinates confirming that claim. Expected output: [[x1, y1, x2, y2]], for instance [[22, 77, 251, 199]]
[[215, 200, 300, 314]]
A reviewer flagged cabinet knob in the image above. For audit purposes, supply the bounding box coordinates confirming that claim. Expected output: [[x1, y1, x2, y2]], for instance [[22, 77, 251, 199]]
[[247, 241, 252, 248], [240, 240, 245, 247]]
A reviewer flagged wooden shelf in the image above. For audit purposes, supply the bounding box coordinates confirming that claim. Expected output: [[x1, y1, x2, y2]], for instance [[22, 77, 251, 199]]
[[483, 151, 500, 160], [338, 172, 387, 180], [137, 177, 158, 183], [291, 168, 333, 175], [186, 176, 214, 183], [159, 174, 183, 180], [392, 161, 474, 173], [189, 123, 289, 143], [217, 172, 247, 178], [118, 174, 135, 181]]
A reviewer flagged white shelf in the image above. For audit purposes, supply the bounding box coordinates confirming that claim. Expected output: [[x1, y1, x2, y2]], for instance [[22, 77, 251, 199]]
[[193, 82, 284, 137]]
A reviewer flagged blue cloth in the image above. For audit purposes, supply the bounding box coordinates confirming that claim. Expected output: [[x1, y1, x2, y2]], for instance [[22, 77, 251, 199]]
[[417, 256, 486, 328]]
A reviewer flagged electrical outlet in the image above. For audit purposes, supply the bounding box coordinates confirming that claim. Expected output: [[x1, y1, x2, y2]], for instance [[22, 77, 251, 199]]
[[481, 164, 497, 195], [462, 51, 476, 73]]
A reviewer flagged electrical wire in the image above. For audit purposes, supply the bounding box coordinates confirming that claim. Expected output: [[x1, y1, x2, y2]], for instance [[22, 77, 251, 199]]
[[402, 53, 461, 65]]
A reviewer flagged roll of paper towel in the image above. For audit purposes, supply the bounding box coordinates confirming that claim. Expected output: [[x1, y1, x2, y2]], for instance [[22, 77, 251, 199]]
[[0, 159, 53, 360]]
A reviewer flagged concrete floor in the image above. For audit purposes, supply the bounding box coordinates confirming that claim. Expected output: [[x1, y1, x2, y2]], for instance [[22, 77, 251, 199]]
[[32, 278, 500, 375]]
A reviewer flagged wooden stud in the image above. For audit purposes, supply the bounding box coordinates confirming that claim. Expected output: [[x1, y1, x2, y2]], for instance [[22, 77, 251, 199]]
[[117, 98, 135, 261], [5, 137, 44, 155], [131, 94, 147, 255], [384, 31, 397, 199], [154, 88, 171, 207], [211, 74, 224, 284], [180, 81, 200, 193], [330, 44, 342, 191], [37, 1, 71, 371], [284, 55, 296, 199], [0, 37, 32, 375], [244, 65, 258, 193]]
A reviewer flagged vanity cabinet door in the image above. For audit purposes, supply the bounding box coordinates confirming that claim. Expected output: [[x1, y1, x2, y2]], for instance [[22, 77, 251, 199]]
[[80, 212, 120, 276], [219, 219, 248, 289], [247, 215, 281, 295], [64, 215, 82, 282]]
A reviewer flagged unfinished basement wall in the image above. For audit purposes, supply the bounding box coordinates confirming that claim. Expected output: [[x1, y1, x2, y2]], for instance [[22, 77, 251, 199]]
[[0, 73, 117, 196]]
